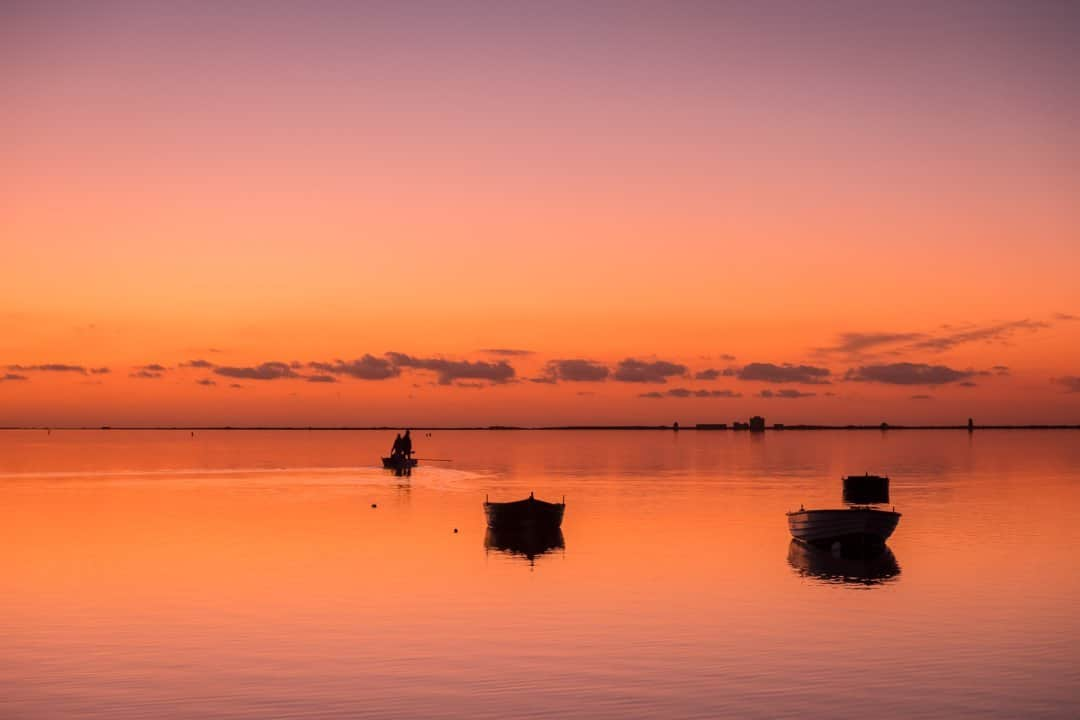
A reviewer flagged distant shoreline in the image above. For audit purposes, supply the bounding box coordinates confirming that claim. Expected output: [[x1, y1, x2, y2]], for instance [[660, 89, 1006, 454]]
[[2, 425, 1078, 431]]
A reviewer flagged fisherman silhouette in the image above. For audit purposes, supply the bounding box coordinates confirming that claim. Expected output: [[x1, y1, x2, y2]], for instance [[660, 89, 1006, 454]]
[[390, 433, 403, 459], [402, 429, 413, 460]]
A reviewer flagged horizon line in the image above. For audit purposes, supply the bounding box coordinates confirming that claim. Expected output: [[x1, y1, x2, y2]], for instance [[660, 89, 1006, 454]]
[[2, 424, 1079, 431]]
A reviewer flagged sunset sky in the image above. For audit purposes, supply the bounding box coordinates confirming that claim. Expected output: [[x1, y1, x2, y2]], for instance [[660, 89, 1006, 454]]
[[3, 0, 1078, 426]]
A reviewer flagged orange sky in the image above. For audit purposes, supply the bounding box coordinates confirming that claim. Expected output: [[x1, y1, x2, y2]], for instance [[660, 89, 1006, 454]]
[[2, 1, 1078, 426]]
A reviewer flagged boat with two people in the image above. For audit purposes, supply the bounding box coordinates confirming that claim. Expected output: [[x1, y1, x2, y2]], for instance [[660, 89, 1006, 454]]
[[382, 429, 417, 472]]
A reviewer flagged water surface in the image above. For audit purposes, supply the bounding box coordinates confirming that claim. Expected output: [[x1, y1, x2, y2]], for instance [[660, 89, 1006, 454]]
[[2, 429, 1078, 718]]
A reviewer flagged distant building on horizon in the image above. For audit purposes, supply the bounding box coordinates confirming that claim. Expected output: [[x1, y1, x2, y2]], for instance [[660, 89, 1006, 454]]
[[749, 416, 765, 433]]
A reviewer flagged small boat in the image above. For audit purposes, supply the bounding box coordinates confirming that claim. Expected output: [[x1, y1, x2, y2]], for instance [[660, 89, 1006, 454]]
[[787, 506, 900, 549], [484, 492, 565, 530], [381, 456, 418, 470]]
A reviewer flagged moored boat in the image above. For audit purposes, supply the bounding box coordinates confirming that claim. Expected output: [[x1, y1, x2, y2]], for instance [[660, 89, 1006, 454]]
[[484, 492, 565, 530], [787, 506, 900, 548]]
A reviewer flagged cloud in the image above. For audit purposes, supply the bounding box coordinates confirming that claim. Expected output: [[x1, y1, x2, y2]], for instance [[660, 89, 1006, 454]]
[[0, 373, 29, 382], [700, 389, 741, 398], [479, 348, 534, 356], [90, 367, 110, 374], [1051, 376, 1080, 393], [638, 387, 742, 399], [7, 363, 88, 374], [958, 381, 977, 388], [695, 368, 721, 380], [229, 383, 244, 389], [130, 363, 167, 379], [1054, 313, 1077, 321], [214, 361, 299, 380], [542, 359, 610, 382], [991, 365, 1010, 376], [529, 376, 557, 384], [844, 362, 976, 385], [614, 359, 687, 384], [908, 319, 1049, 352], [911, 394, 934, 400], [736, 362, 831, 384], [196, 378, 216, 386], [816, 332, 926, 355], [182, 359, 215, 369], [759, 389, 816, 399], [310, 355, 399, 380], [307, 375, 337, 383], [387, 352, 515, 385]]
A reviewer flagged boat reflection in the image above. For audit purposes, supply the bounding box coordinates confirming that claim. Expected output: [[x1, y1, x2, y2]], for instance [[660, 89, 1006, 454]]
[[484, 526, 565, 565], [787, 540, 901, 587]]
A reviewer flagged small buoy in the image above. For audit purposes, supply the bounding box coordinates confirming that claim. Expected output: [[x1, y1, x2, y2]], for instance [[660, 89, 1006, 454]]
[[453, 528, 458, 533], [371, 503, 377, 508]]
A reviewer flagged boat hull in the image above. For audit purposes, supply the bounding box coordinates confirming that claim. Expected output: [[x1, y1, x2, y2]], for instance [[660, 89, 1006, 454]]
[[381, 456, 418, 469], [787, 508, 900, 548], [484, 496, 565, 530]]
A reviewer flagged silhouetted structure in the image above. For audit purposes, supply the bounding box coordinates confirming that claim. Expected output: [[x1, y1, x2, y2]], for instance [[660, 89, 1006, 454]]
[[749, 416, 766, 433], [843, 473, 890, 504], [968, 417, 974, 432], [673, 421, 679, 431], [774, 423, 785, 430], [733, 421, 750, 431]]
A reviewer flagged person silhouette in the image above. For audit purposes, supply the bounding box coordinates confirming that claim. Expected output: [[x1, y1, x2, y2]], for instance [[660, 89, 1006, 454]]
[[390, 433, 403, 459], [402, 429, 413, 460]]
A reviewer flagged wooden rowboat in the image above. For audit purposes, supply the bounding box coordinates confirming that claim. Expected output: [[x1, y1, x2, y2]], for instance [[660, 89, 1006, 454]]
[[484, 492, 565, 530]]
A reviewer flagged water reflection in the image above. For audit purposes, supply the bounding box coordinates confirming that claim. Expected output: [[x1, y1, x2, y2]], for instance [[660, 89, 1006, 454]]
[[484, 526, 565, 565], [787, 540, 901, 587]]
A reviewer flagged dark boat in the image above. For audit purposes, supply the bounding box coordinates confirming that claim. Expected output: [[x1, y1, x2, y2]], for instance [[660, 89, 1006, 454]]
[[483, 492, 565, 530], [842, 473, 890, 504], [787, 507, 900, 549], [381, 456, 418, 470], [786, 540, 900, 586]]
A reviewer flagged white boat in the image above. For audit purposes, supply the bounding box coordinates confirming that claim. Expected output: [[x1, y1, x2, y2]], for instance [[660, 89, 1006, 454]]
[[786, 507, 900, 548]]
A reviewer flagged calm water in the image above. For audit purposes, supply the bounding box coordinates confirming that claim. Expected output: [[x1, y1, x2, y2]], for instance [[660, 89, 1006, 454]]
[[2, 430, 1078, 719]]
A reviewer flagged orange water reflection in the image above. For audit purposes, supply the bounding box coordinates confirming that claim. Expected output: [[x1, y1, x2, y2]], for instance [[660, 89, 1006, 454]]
[[2, 430, 1078, 718]]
